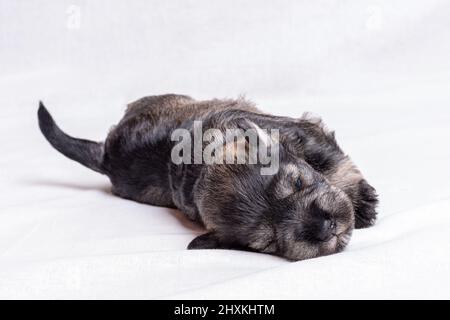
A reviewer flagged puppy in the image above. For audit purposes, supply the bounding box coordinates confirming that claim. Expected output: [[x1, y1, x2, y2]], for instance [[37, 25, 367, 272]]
[[37, 94, 378, 260]]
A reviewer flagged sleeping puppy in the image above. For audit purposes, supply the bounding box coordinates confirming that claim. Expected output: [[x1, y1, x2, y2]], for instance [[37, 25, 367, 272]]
[[37, 94, 378, 261]]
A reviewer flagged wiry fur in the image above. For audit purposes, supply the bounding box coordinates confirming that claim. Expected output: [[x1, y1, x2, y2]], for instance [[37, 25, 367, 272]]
[[37, 94, 378, 261]]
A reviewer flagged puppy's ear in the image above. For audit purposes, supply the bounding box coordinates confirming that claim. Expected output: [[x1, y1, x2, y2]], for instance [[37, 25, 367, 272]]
[[187, 232, 222, 250]]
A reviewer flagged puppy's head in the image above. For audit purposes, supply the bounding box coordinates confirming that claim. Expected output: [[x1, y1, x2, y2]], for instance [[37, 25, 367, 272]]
[[263, 158, 354, 260], [197, 154, 354, 261]]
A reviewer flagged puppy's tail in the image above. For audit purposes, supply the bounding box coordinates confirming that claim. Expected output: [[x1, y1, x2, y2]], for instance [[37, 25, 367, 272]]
[[37, 101, 105, 174]]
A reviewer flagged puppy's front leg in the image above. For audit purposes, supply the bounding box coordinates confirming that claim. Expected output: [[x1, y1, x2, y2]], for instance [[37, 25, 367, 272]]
[[349, 179, 378, 228]]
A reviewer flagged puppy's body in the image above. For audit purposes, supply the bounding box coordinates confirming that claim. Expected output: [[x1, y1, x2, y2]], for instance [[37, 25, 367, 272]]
[[105, 95, 260, 210], [38, 94, 378, 260]]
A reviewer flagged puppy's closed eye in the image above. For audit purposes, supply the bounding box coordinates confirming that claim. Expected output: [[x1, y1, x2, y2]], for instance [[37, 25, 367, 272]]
[[294, 177, 302, 192]]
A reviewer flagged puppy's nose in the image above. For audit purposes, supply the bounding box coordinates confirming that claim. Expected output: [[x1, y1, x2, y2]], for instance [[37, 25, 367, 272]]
[[308, 201, 337, 241], [315, 218, 336, 242]]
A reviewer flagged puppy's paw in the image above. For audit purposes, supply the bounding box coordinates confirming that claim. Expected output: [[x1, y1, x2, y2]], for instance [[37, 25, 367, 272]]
[[187, 232, 221, 250], [354, 179, 379, 229]]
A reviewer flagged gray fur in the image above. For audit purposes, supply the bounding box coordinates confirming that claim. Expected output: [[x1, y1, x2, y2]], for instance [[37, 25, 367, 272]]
[[37, 94, 378, 261]]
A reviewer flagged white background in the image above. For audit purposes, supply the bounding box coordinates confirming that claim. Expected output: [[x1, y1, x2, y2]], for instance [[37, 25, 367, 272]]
[[1, 0, 450, 299]]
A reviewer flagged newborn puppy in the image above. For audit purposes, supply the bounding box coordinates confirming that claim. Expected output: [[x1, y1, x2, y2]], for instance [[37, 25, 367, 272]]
[[37, 94, 378, 261]]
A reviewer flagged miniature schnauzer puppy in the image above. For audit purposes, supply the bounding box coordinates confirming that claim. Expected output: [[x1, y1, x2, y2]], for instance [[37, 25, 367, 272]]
[[37, 94, 378, 261]]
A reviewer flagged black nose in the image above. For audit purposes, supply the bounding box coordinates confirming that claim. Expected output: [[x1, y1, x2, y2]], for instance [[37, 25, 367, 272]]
[[314, 218, 336, 242], [308, 201, 337, 242]]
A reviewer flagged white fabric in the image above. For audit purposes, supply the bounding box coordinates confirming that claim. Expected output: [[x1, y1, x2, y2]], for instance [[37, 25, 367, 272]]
[[1, 0, 450, 299]]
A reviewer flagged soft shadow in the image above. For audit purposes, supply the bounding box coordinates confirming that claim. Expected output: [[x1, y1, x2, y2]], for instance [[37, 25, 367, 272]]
[[21, 178, 206, 233], [21, 178, 112, 195], [165, 207, 206, 233]]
